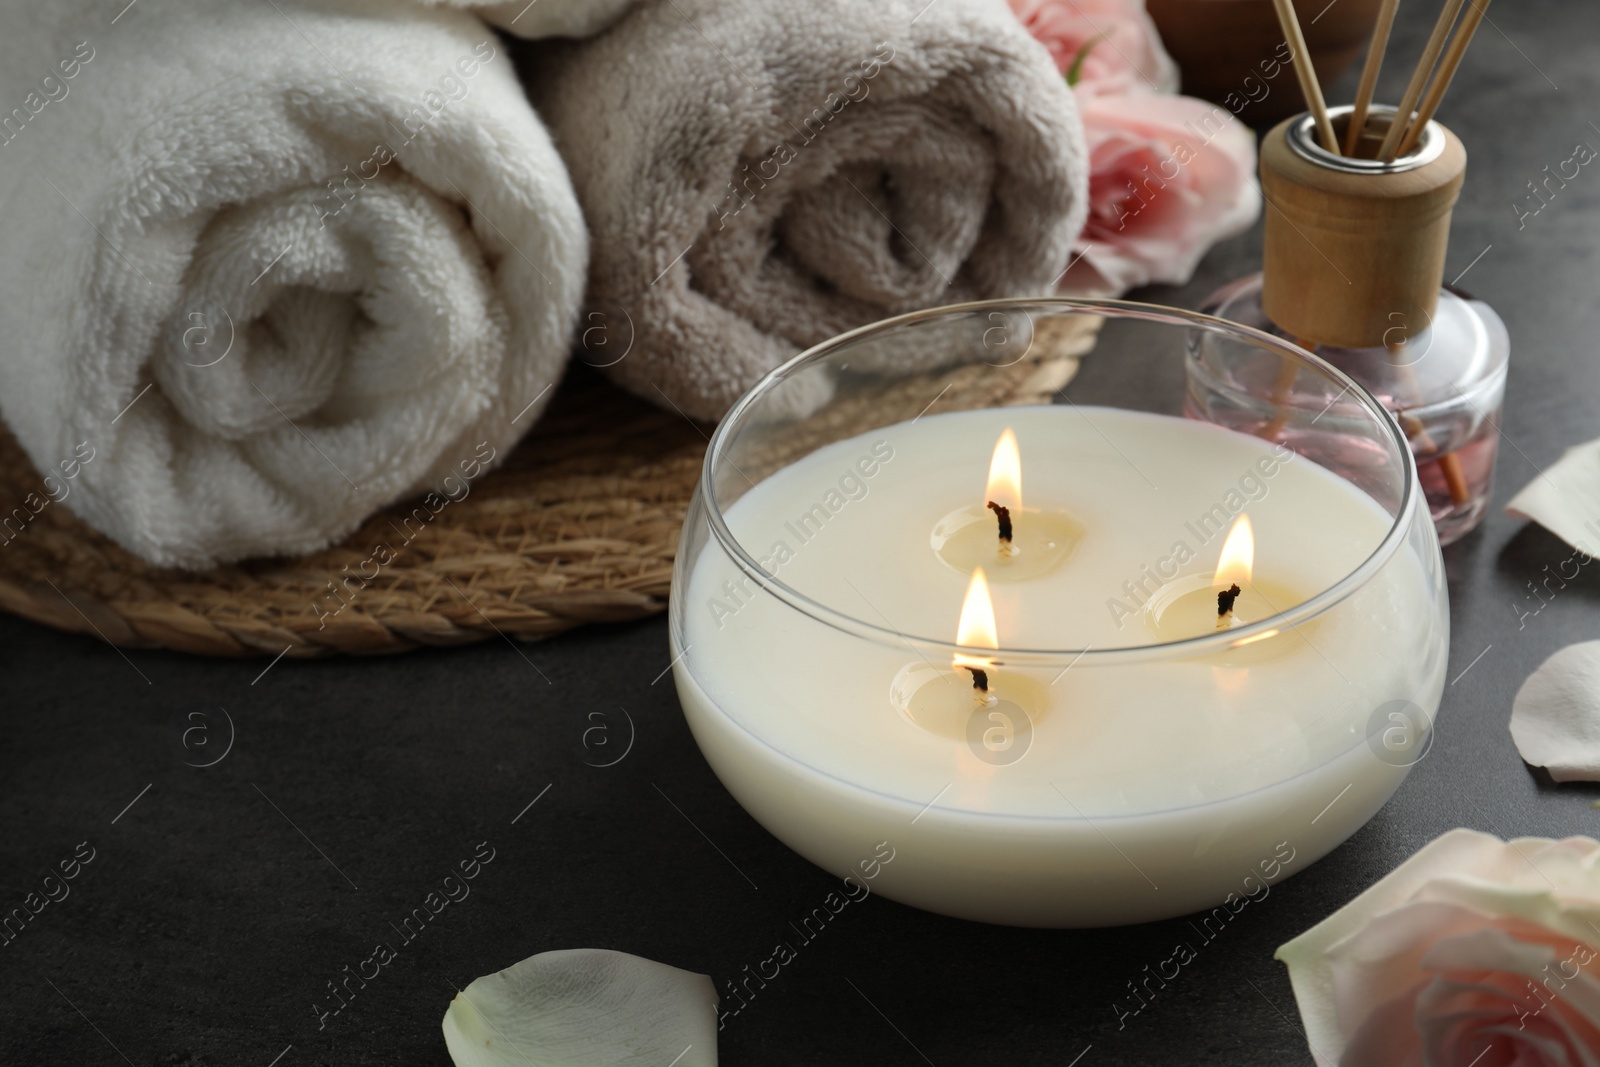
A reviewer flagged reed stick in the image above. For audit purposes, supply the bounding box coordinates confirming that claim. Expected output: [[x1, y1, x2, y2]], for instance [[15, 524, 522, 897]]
[[1389, 340, 1473, 505], [1344, 0, 1401, 155], [1394, 0, 1492, 157], [1263, 337, 1313, 441], [1270, 0, 1341, 153], [1439, 450, 1472, 504], [1376, 0, 1467, 160]]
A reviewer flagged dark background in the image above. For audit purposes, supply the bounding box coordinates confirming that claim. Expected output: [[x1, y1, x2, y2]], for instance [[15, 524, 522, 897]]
[[3, 1, 1597, 1063]]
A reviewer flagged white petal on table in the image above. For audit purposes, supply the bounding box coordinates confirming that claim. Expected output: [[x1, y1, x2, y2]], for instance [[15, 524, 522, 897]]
[[1505, 440, 1600, 555], [1510, 640, 1600, 782], [443, 949, 718, 1067]]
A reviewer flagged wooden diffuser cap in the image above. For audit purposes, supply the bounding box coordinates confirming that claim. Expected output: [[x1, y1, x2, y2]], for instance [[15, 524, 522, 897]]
[[1261, 105, 1467, 350]]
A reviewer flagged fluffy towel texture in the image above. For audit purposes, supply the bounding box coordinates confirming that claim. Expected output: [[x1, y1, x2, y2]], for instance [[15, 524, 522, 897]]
[[0, 0, 585, 568], [521, 0, 1088, 419], [420, 0, 643, 39], [1511, 641, 1600, 782]]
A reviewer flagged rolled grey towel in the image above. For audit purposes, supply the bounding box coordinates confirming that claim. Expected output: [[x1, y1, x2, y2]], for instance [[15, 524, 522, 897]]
[[522, 0, 1088, 419]]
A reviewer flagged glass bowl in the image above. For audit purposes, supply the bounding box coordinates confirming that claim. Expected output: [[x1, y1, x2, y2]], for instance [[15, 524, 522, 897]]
[[669, 298, 1448, 927]]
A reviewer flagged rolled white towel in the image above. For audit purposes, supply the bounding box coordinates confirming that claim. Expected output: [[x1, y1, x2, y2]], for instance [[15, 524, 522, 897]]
[[0, 0, 586, 568]]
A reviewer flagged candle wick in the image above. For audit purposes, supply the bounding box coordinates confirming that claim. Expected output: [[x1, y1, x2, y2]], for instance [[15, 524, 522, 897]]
[[1216, 583, 1242, 624], [986, 501, 1013, 546], [961, 664, 989, 695]]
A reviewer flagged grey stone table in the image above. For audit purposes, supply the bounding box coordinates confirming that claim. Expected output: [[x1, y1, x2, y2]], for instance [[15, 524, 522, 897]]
[[3, 1, 1596, 1063]]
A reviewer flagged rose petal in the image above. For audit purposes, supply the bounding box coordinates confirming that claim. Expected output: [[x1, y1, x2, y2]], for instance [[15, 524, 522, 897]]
[[1412, 972, 1595, 1067], [1062, 95, 1259, 296], [1506, 440, 1600, 556], [1420, 927, 1564, 986], [1420, 928, 1600, 1064], [1331, 926, 1600, 1065], [442, 949, 718, 1067], [1280, 833, 1600, 1065], [1336, 984, 1426, 1066], [1512, 641, 1600, 782], [1324, 901, 1510, 1034], [1276, 830, 1529, 1057], [1414, 871, 1600, 947], [1009, 0, 1179, 98]]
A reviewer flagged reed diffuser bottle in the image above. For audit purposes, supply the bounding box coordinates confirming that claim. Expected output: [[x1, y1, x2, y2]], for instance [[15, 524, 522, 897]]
[[1190, 105, 1507, 545], [1190, 0, 1506, 544]]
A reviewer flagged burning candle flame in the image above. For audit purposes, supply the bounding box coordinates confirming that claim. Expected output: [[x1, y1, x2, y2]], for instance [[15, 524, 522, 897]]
[[952, 566, 998, 669], [1214, 515, 1254, 588], [986, 429, 1022, 512]]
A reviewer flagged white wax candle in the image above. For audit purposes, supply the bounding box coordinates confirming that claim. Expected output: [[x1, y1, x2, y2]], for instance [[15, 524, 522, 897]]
[[675, 406, 1445, 926]]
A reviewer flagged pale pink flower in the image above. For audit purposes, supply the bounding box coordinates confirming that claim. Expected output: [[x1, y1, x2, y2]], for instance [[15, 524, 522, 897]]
[[1008, 0, 1178, 98], [1060, 93, 1259, 296], [1277, 829, 1600, 1067]]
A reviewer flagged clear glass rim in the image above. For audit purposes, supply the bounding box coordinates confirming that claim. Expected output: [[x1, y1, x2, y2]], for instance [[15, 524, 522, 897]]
[[699, 296, 1420, 667]]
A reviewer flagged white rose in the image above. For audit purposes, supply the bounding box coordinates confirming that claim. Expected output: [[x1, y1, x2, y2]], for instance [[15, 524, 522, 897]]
[[1276, 829, 1600, 1066]]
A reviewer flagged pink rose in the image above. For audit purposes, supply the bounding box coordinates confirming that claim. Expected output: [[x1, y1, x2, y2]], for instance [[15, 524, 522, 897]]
[[1277, 829, 1600, 1066], [1008, 0, 1178, 98], [1060, 93, 1259, 296]]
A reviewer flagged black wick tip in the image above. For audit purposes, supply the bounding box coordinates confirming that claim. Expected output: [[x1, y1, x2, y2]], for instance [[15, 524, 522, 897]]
[[962, 665, 989, 693], [986, 501, 1013, 544], [1217, 583, 1242, 617]]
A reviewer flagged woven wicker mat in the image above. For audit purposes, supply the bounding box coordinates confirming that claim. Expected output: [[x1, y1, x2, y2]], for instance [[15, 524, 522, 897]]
[[0, 317, 1097, 657]]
